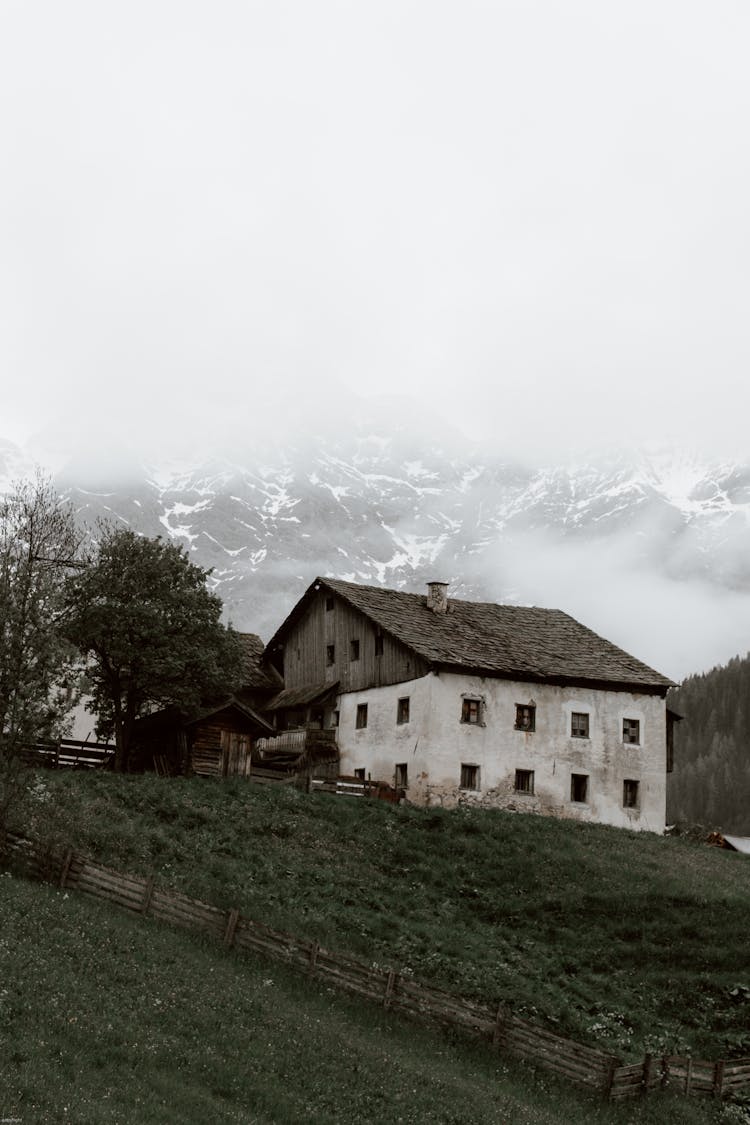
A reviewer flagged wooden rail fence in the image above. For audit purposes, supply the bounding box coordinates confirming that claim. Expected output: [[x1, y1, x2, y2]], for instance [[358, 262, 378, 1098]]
[[19, 739, 115, 770], [4, 830, 749, 1104]]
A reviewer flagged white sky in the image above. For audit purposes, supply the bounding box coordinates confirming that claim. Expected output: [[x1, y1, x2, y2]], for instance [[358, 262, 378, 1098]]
[[2, 2, 750, 464]]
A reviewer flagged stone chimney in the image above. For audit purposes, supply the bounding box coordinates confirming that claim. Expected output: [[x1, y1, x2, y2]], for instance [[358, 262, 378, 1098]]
[[426, 581, 449, 614]]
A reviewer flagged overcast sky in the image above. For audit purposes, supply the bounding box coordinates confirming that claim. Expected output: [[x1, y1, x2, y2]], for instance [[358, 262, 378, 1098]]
[[2, 2, 750, 465]]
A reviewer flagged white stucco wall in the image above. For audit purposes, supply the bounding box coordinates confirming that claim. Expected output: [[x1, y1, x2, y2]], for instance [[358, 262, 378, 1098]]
[[336, 674, 429, 784], [336, 671, 667, 833]]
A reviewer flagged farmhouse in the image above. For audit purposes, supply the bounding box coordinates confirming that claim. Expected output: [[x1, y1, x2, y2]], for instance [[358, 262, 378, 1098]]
[[265, 577, 675, 833]]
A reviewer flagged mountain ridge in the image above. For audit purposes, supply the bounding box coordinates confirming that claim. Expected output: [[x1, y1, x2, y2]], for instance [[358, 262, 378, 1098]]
[[3, 434, 749, 678]]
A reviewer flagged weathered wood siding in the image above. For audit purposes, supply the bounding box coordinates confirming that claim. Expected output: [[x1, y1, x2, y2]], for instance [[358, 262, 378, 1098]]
[[281, 589, 428, 692], [189, 719, 251, 778]]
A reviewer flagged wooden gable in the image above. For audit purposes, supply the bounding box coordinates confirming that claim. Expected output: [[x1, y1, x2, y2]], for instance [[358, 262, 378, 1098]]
[[272, 584, 429, 693]]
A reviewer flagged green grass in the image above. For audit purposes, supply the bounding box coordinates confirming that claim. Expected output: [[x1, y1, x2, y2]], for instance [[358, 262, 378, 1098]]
[[14, 770, 750, 1064], [0, 875, 732, 1125]]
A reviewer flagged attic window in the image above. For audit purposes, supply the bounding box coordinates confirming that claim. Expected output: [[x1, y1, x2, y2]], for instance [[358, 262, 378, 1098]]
[[326, 644, 335, 666], [571, 712, 589, 739], [461, 697, 483, 725], [325, 596, 334, 611], [515, 704, 535, 732], [623, 718, 640, 745], [350, 639, 360, 662], [375, 633, 384, 656]]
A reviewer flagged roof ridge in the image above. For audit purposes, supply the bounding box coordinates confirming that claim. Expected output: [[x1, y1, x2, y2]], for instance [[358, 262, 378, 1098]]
[[321, 575, 562, 614]]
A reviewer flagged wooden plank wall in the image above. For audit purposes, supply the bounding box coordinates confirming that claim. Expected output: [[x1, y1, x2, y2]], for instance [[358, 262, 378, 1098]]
[[281, 589, 428, 692], [7, 829, 750, 1104], [189, 722, 251, 778]]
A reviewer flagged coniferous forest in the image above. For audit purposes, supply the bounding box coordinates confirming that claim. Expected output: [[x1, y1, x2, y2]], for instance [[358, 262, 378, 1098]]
[[667, 653, 750, 834]]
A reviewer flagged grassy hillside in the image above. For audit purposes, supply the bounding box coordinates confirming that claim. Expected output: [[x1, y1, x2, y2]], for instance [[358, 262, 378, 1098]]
[[0, 875, 731, 1125], [15, 771, 750, 1064]]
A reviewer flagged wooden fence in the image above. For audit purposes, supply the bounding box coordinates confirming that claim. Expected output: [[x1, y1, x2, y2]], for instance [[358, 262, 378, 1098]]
[[4, 830, 749, 1104], [19, 739, 114, 770], [310, 775, 401, 802]]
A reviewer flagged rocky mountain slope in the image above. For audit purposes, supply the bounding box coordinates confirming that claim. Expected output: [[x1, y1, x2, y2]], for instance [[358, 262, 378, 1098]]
[[3, 433, 749, 677]]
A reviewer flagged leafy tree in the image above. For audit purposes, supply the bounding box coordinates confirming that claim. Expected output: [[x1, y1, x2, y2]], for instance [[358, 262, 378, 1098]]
[[0, 475, 82, 839], [63, 529, 244, 772]]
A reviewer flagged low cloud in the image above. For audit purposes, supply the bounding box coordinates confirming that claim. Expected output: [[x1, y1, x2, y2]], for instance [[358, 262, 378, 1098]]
[[484, 525, 750, 682]]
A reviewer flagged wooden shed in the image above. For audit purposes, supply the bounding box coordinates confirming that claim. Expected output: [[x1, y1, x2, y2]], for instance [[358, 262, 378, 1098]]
[[132, 698, 274, 778], [185, 699, 275, 778]]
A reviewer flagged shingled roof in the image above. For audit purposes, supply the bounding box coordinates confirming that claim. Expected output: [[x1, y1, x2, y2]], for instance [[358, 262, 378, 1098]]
[[264, 682, 339, 712], [270, 577, 673, 693], [236, 632, 282, 692]]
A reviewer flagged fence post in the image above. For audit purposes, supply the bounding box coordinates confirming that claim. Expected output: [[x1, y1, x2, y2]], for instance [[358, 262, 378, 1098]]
[[714, 1060, 725, 1099], [641, 1054, 653, 1095], [140, 875, 156, 915], [685, 1057, 693, 1095], [492, 1002, 506, 1047], [224, 908, 240, 949], [59, 850, 74, 889], [604, 1057, 618, 1099], [308, 941, 319, 974], [383, 969, 396, 1009]]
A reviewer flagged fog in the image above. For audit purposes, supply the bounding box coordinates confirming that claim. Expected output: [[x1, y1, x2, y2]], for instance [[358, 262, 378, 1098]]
[[485, 524, 750, 682], [2, 2, 750, 467]]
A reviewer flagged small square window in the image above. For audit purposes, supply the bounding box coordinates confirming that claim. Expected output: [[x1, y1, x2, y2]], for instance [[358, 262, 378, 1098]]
[[375, 633, 384, 656], [623, 779, 639, 808], [571, 712, 589, 738], [623, 718, 640, 745], [325, 596, 334, 612], [326, 644, 335, 666], [395, 762, 408, 788], [461, 697, 482, 724], [570, 773, 588, 803], [460, 763, 480, 790], [397, 697, 410, 724], [350, 638, 360, 661], [356, 703, 368, 729], [515, 704, 535, 732], [515, 768, 534, 794], [354, 768, 366, 780]]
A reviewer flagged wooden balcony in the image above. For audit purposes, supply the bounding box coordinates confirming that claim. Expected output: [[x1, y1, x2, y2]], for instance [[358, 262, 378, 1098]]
[[254, 726, 338, 766]]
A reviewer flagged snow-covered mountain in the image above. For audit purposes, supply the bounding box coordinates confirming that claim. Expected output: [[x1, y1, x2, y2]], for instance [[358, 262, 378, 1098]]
[[4, 431, 750, 677]]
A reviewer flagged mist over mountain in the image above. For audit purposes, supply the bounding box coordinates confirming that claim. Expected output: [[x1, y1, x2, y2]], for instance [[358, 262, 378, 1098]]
[[3, 430, 750, 682]]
